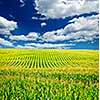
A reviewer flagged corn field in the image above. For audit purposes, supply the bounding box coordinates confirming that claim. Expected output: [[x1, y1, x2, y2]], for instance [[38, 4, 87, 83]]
[[0, 49, 99, 100]]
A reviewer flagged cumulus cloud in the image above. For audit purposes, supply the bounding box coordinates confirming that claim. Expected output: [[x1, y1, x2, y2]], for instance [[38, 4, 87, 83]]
[[0, 38, 13, 47], [16, 45, 34, 49], [0, 16, 17, 30], [0, 16, 17, 35], [9, 14, 98, 48], [27, 32, 39, 38], [16, 43, 74, 49], [24, 43, 74, 49], [9, 32, 39, 41], [0, 29, 11, 35], [41, 22, 47, 27], [42, 14, 99, 42], [35, 0, 98, 19], [10, 35, 29, 41]]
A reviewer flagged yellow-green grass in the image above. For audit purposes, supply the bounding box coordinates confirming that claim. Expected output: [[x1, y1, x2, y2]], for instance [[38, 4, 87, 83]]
[[0, 49, 99, 100]]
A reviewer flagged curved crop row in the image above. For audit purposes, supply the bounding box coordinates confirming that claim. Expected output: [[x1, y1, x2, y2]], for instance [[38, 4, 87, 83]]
[[0, 49, 98, 69]]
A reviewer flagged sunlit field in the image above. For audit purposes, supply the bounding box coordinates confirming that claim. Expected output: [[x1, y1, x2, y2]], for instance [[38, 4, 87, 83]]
[[0, 49, 99, 100]]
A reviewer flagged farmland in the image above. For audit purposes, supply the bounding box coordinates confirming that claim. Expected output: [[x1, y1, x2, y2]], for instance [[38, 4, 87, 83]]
[[0, 49, 99, 100]]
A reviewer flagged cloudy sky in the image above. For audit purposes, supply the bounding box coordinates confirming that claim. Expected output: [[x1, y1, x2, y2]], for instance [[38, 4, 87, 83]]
[[0, 0, 99, 49]]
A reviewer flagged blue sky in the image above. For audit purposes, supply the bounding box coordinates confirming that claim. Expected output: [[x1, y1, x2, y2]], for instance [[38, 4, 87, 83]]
[[0, 0, 99, 49]]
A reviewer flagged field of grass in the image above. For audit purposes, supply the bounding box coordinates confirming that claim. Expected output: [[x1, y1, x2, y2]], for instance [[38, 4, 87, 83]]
[[0, 49, 99, 100]]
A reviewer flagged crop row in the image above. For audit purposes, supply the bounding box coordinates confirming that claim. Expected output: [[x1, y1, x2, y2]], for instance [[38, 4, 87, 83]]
[[0, 49, 98, 68]]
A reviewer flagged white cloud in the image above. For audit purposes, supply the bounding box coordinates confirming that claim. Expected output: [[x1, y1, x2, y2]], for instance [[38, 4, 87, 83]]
[[39, 17, 48, 20], [16, 43, 74, 49], [0, 29, 11, 35], [16, 45, 34, 49], [42, 14, 99, 42], [9, 32, 39, 41], [0, 38, 13, 47], [35, 0, 98, 19], [10, 35, 29, 41], [25, 43, 74, 49], [0, 16, 17, 30], [32, 16, 38, 20], [41, 22, 47, 27], [27, 32, 39, 38], [0, 16, 17, 35], [19, 0, 24, 3], [72, 38, 87, 43], [19, 0, 25, 7], [32, 16, 48, 20], [9, 14, 98, 48]]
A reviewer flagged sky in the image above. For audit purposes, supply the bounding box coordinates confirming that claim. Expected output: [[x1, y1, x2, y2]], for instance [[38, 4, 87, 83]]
[[0, 0, 99, 49]]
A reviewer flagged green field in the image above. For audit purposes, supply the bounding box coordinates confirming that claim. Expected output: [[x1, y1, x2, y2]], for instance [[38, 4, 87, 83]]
[[0, 49, 99, 100]]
